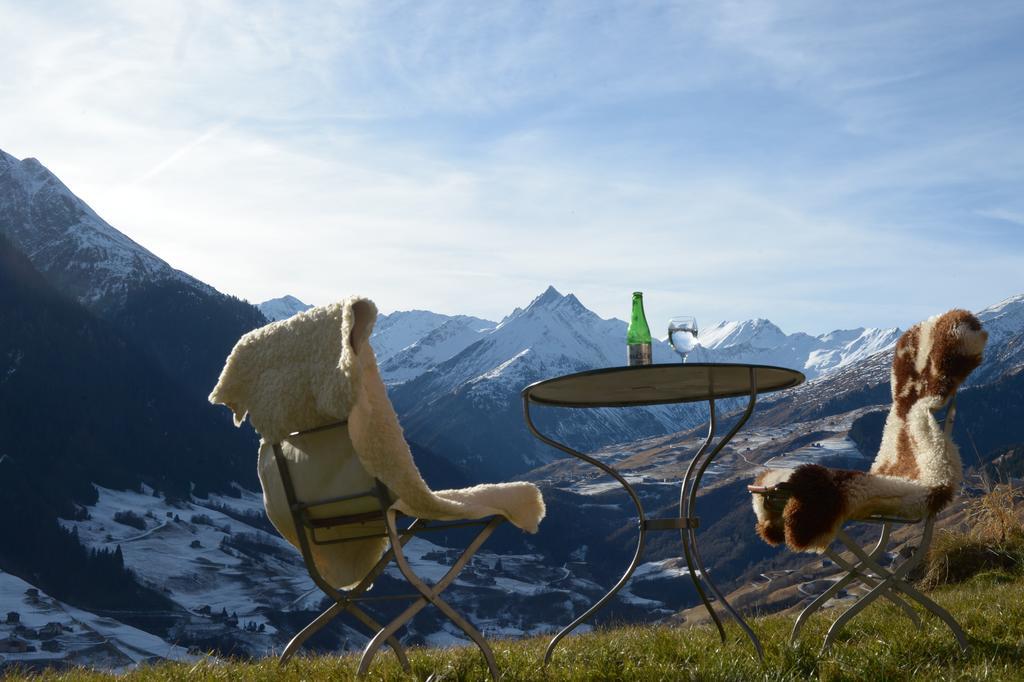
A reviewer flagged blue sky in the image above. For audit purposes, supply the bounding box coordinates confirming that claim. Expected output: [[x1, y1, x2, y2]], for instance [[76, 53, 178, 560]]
[[1, 1, 1022, 334]]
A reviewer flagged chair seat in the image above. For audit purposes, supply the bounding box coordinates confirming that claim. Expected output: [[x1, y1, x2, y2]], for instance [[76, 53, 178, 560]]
[[747, 482, 923, 524]]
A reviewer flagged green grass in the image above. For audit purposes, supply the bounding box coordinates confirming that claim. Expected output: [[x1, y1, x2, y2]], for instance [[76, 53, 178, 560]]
[[6, 573, 1024, 681]]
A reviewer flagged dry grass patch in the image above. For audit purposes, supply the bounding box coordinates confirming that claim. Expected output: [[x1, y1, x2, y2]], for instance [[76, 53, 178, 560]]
[[921, 483, 1024, 589]]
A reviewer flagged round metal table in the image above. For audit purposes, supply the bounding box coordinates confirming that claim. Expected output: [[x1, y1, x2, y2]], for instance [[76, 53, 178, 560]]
[[521, 363, 805, 663]]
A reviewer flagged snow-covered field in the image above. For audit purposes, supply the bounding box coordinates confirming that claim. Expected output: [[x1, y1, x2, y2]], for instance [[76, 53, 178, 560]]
[[60, 485, 317, 635], [0, 570, 197, 672], [5, 483, 641, 670]]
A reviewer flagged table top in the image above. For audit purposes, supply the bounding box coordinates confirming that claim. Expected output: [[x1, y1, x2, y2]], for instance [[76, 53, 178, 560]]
[[522, 363, 805, 408]]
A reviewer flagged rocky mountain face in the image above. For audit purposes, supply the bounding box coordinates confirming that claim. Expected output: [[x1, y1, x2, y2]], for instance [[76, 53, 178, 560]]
[[751, 295, 1024, 430], [0, 151, 554, 668], [974, 294, 1024, 384], [0, 152, 269, 664]]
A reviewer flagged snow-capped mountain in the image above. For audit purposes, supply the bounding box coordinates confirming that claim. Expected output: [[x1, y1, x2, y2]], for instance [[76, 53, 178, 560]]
[[690, 318, 902, 379], [0, 149, 205, 311], [371, 310, 495, 365], [978, 294, 1024, 344], [753, 294, 1024, 427], [971, 294, 1024, 384], [697, 318, 792, 350], [389, 287, 697, 480], [380, 315, 497, 384], [394, 287, 645, 391], [257, 295, 312, 321]]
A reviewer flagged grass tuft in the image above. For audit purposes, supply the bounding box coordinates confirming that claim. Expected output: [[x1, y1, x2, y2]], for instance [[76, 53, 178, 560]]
[[920, 483, 1024, 589]]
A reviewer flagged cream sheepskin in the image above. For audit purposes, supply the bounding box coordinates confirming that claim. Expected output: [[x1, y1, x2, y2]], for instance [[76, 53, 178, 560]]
[[210, 296, 546, 588]]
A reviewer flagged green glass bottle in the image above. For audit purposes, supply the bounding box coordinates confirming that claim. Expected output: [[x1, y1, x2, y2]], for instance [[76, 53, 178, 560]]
[[627, 291, 652, 366]]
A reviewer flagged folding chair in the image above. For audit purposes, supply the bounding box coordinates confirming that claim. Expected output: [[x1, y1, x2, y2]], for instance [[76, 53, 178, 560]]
[[210, 296, 545, 680], [748, 309, 987, 654]]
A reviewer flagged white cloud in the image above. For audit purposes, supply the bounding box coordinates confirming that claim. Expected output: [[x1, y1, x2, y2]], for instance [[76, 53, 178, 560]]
[[1, 1, 1021, 335]]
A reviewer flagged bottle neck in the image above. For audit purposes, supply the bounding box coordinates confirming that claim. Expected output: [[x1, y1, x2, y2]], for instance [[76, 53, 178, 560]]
[[627, 294, 651, 344]]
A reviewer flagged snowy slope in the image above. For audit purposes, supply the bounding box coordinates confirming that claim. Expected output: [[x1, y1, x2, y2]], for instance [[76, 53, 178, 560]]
[[973, 294, 1024, 383], [978, 294, 1024, 343], [0, 569, 198, 671], [753, 293, 1024, 425], [258, 295, 312, 321], [0, 149, 205, 311], [40, 485, 628, 663], [371, 310, 492, 364], [59, 486, 315, 641]]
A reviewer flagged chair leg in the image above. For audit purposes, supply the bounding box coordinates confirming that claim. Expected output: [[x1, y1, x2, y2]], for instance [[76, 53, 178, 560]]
[[876, 579, 969, 652], [280, 598, 412, 670], [280, 530, 417, 669], [280, 601, 345, 665], [347, 604, 412, 671], [791, 523, 895, 645], [358, 599, 432, 677], [821, 528, 922, 652], [834, 523, 968, 654], [358, 511, 503, 680], [824, 547, 923, 630], [791, 568, 862, 646]]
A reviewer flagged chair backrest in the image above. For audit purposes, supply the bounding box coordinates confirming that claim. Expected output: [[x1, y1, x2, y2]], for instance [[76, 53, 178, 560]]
[[259, 423, 395, 546], [870, 309, 987, 509], [211, 295, 545, 579]]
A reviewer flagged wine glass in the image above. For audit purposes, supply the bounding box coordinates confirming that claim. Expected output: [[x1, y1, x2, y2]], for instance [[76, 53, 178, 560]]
[[668, 316, 699, 362]]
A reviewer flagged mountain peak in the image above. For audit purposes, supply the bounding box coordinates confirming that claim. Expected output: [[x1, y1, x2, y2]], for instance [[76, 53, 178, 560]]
[[529, 285, 563, 308], [258, 295, 312, 322]]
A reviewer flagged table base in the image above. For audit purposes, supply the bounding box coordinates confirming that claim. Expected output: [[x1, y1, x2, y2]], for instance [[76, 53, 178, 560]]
[[523, 367, 765, 663]]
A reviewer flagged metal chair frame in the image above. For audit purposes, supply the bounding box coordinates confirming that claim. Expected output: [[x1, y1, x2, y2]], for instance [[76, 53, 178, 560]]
[[750, 398, 969, 655], [271, 422, 506, 680]]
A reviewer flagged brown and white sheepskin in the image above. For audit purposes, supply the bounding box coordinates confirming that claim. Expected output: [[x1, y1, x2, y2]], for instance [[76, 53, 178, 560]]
[[209, 296, 546, 588], [752, 309, 987, 552]]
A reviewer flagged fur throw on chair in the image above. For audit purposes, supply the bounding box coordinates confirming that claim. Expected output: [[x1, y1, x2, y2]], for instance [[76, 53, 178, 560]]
[[210, 296, 546, 587], [751, 309, 987, 552]]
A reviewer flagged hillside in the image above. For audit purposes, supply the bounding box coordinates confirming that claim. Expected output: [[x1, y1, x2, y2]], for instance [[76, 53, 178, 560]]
[[3, 572, 1023, 680]]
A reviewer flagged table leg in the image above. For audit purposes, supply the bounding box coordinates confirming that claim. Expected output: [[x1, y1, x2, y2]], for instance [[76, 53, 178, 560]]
[[523, 396, 648, 666], [679, 405, 724, 641], [681, 367, 765, 661]]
